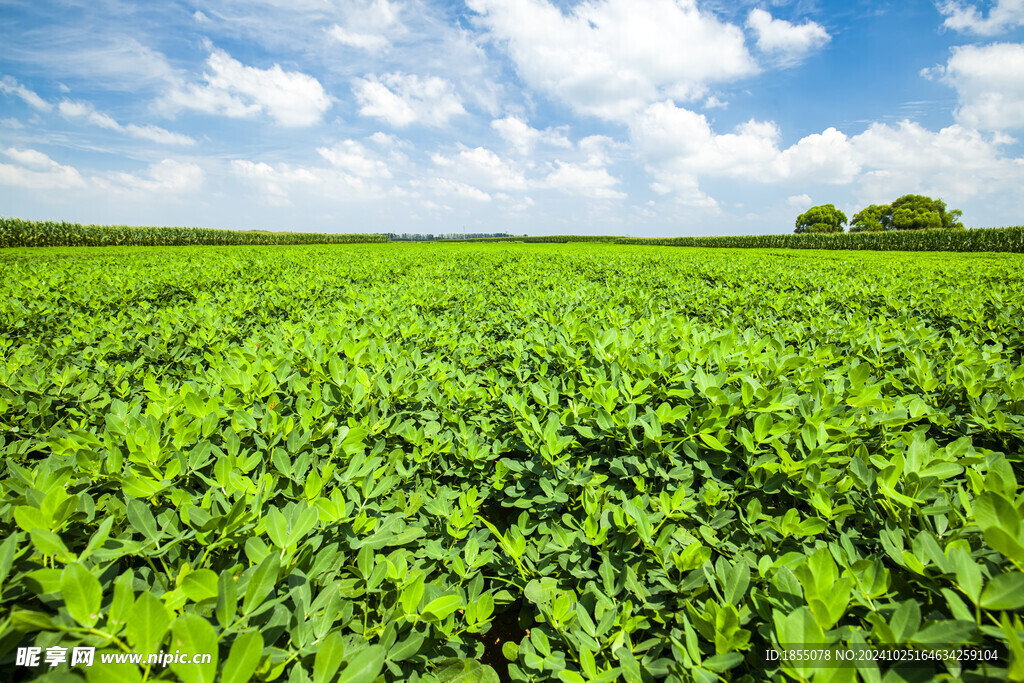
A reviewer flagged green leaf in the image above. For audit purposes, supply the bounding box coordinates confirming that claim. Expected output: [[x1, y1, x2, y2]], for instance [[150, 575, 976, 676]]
[[974, 492, 1019, 536], [400, 572, 425, 615], [221, 631, 264, 683], [31, 529, 73, 560], [122, 475, 163, 499], [614, 647, 641, 682], [287, 504, 319, 546], [182, 569, 219, 603], [723, 563, 750, 604], [910, 619, 977, 645], [85, 661, 143, 683], [264, 507, 288, 548], [577, 645, 596, 677], [890, 600, 920, 642], [313, 631, 346, 683], [125, 591, 171, 654], [0, 533, 19, 590], [980, 573, 1024, 610], [170, 613, 219, 683], [423, 594, 462, 621], [108, 570, 136, 630], [216, 570, 238, 627], [242, 552, 280, 615], [773, 606, 824, 646], [126, 499, 161, 544], [388, 628, 425, 661], [985, 527, 1024, 565], [60, 562, 102, 628], [338, 645, 385, 683], [699, 432, 728, 452]]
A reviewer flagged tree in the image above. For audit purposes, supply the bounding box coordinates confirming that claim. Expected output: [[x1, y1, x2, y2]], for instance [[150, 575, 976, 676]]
[[849, 204, 886, 232], [794, 204, 847, 234], [883, 194, 964, 231]]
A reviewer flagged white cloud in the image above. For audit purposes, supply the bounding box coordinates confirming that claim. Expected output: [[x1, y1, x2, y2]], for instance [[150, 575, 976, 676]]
[[327, 0, 401, 53], [938, 0, 1024, 35], [541, 159, 626, 199], [352, 72, 466, 127], [316, 140, 392, 178], [491, 116, 571, 154], [926, 43, 1024, 131], [0, 76, 52, 112], [160, 48, 331, 127], [230, 158, 390, 206], [631, 100, 1022, 206], [631, 102, 786, 182], [0, 147, 87, 189], [432, 146, 529, 190], [101, 159, 204, 195], [27, 37, 176, 91], [787, 193, 813, 208], [58, 100, 196, 145], [746, 9, 830, 66], [230, 160, 319, 206], [848, 120, 1022, 203], [774, 127, 860, 183], [467, 0, 757, 121], [421, 178, 493, 202]]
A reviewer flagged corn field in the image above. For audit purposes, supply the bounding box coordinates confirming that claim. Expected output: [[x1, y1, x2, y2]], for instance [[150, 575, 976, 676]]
[[0, 218, 387, 248], [3, 217, 1023, 252]]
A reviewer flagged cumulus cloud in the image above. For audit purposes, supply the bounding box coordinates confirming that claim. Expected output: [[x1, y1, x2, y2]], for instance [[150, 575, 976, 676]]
[[431, 146, 529, 190], [631, 100, 1022, 206], [541, 156, 626, 199], [631, 102, 789, 182], [849, 120, 1022, 203], [352, 72, 466, 127], [316, 140, 392, 178], [491, 116, 571, 154], [467, 0, 757, 121], [938, 0, 1024, 35], [0, 76, 52, 112], [327, 0, 401, 53], [925, 43, 1024, 131], [100, 159, 204, 194], [58, 100, 196, 145], [160, 48, 331, 127], [0, 147, 86, 189], [787, 194, 813, 208], [417, 177, 493, 202], [746, 9, 830, 66], [230, 160, 319, 206], [230, 158, 390, 206]]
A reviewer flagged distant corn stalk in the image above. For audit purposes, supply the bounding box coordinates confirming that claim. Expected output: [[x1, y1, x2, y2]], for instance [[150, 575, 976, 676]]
[[615, 227, 1024, 252], [0, 217, 388, 248]]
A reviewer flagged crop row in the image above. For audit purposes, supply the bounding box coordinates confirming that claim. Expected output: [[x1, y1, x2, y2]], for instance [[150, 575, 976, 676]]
[[1, 244, 1023, 682], [4, 217, 1024, 252], [463, 228, 1024, 253], [0, 218, 386, 248]]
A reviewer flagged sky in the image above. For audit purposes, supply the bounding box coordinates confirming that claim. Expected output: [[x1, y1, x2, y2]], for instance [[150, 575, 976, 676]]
[[1, 0, 1023, 237]]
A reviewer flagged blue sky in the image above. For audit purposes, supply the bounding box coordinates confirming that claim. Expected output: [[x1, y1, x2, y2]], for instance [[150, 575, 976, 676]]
[[1, 0, 1023, 236]]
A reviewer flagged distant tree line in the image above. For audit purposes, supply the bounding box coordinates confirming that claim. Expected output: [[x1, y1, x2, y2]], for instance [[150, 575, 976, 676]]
[[385, 232, 524, 241], [794, 194, 965, 234]]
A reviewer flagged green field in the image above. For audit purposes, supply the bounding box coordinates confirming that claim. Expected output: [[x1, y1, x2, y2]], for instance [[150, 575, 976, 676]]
[[2, 243, 1023, 682]]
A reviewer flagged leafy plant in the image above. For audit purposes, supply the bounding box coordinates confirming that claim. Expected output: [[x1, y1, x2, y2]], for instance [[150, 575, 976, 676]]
[[1, 242, 1022, 681]]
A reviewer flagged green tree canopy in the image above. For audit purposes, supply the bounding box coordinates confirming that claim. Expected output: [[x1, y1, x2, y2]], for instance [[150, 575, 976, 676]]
[[794, 204, 847, 234], [850, 204, 886, 232], [881, 195, 964, 231]]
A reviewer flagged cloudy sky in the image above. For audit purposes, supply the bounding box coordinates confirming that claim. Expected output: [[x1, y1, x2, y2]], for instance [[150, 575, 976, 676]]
[[1, 0, 1023, 236]]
